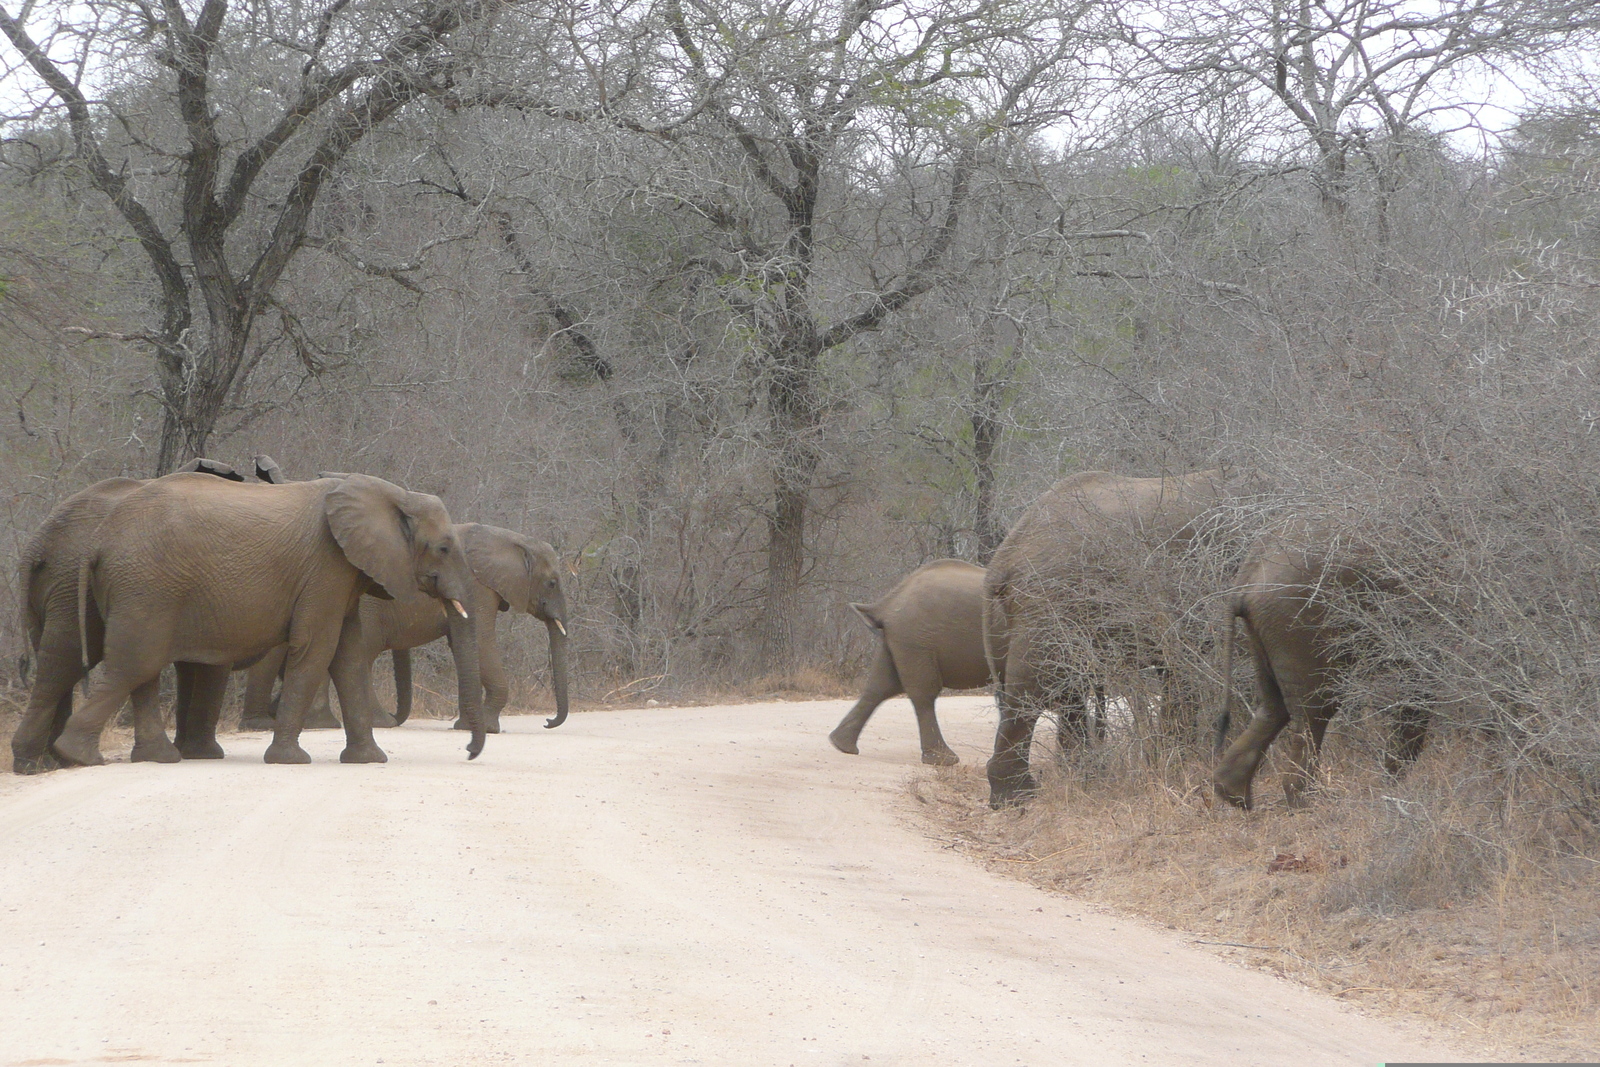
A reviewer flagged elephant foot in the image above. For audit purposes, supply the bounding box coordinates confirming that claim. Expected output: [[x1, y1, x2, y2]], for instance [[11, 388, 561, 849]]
[[339, 742, 388, 764], [372, 710, 399, 729], [263, 740, 312, 765], [238, 715, 276, 733], [1213, 779, 1252, 811], [131, 737, 183, 764], [453, 716, 501, 734], [177, 739, 225, 760], [986, 772, 1037, 810], [12, 749, 61, 775], [827, 728, 860, 755], [50, 733, 106, 768], [922, 747, 960, 767]]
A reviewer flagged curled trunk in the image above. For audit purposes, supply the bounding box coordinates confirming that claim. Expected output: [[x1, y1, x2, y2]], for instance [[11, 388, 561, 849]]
[[544, 621, 570, 729]]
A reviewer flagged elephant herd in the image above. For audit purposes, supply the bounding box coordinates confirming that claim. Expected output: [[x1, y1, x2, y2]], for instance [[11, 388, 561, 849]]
[[831, 470, 1432, 811], [13, 458, 570, 774], [12, 459, 1424, 816]]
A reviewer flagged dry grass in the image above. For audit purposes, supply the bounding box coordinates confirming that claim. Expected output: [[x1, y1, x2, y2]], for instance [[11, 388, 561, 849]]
[[907, 724, 1600, 1061]]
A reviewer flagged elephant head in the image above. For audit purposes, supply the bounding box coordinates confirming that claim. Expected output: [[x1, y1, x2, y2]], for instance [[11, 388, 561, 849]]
[[459, 523, 571, 729], [324, 475, 488, 757]]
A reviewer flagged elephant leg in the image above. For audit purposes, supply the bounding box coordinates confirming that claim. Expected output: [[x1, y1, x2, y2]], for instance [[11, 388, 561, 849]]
[[1213, 660, 1290, 810], [476, 626, 509, 735], [327, 612, 387, 765], [174, 663, 229, 759], [987, 634, 1041, 808], [1278, 683, 1338, 808], [909, 691, 958, 766], [54, 670, 151, 768], [239, 646, 285, 732], [1384, 704, 1431, 777], [264, 625, 343, 765], [1055, 675, 1095, 752], [303, 678, 341, 730], [130, 678, 181, 764], [12, 626, 82, 774], [829, 640, 902, 756]]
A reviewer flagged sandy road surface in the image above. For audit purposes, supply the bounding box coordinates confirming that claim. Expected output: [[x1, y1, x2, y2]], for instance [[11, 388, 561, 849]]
[[0, 696, 1473, 1066]]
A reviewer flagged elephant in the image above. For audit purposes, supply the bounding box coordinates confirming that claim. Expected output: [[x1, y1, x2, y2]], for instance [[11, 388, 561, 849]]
[[828, 559, 987, 766], [223, 463, 570, 738], [50, 471, 486, 767], [983, 469, 1234, 808], [232, 523, 570, 738], [1212, 519, 1430, 810], [13, 459, 251, 774]]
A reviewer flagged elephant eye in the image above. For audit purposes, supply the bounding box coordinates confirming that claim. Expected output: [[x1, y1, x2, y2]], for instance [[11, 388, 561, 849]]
[[440, 544, 450, 555]]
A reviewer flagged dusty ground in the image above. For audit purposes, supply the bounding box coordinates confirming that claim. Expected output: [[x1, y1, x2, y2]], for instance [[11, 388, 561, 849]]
[[0, 696, 1480, 1066]]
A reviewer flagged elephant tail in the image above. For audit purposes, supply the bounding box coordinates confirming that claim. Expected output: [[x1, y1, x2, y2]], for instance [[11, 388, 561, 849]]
[[849, 602, 884, 630], [76, 554, 94, 697], [1213, 592, 1246, 758]]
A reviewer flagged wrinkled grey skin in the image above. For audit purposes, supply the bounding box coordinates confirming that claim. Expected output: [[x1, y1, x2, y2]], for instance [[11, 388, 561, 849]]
[[1212, 520, 1430, 810], [829, 559, 987, 766], [984, 470, 1228, 808], [236, 643, 341, 732], [13, 460, 247, 774], [52, 472, 485, 768]]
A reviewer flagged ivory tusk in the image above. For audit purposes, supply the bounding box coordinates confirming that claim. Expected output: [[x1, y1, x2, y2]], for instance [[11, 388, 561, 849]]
[[554, 619, 567, 636], [450, 599, 469, 619]]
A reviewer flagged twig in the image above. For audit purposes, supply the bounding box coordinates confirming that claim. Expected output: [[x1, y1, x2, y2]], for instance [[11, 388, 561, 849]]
[[996, 844, 1087, 863], [1191, 940, 1285, 951]]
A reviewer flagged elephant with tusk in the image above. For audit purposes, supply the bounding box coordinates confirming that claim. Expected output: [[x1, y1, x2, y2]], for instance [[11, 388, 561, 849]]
[[52, 470, 486, 767], [225, 468, 571, 739]]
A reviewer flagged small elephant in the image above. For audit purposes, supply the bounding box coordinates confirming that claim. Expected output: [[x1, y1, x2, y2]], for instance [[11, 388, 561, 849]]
[[52, 471, 486, 768], [828, 559, 987, 766], [1212, 519, 1430, 809], [984, 469, 1233, 808], [13, 460, 250, 773]]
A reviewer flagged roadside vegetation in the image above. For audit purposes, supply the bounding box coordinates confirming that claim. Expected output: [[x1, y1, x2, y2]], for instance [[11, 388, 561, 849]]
[[3, 0, 1600, 1043]]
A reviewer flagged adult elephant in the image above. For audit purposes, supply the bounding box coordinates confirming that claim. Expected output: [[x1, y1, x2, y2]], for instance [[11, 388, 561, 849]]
[[984, 469, 1231, 808], [233, 523, 570, 737], [51, 471, 485, 767], [228, 461, 570, 737], [13, 459, 248, 774], [1212, 519, 1430, 810], [828, 559, 986, 766]]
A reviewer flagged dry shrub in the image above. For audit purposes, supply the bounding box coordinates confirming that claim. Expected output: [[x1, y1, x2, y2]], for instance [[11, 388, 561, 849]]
[[911, 724, 1600, 1059]]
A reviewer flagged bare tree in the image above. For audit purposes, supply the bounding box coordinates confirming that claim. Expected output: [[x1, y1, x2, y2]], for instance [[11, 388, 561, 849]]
[[0, 0, 531, 472], [1122, 0, 1600, 225]]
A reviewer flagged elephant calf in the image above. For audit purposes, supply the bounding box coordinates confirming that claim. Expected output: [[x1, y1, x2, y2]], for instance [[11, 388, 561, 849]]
[[1213, 518, 1430, 809], [829, 559, 988, 766]]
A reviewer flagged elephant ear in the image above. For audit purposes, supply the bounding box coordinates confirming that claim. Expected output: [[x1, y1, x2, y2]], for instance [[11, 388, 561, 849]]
[[460, 523, 537, 614], [324, 475, 423, 601]]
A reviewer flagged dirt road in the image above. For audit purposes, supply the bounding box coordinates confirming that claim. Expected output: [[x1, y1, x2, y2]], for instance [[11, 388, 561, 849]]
[[0, 696, 1473, 1066]]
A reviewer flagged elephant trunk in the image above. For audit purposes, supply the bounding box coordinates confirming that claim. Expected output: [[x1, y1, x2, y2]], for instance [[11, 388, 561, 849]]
[[392, 648, 413, 725], [446, 610, 486, 759], [544, 619, 570, 729]]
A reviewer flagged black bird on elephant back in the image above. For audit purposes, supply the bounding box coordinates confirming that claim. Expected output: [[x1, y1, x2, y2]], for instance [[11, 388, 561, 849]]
[[983, 469, 1261, 809], [1212, 513, 1432, 810], [225, 463, 571, 741], [829, 559, 989, 767], [30, 467, 487, 769]]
